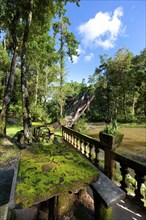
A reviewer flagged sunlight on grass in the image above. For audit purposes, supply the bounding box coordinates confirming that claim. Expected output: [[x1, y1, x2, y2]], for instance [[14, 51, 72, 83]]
[[6, 125, 22, 137], [54, 130, 62, 136]]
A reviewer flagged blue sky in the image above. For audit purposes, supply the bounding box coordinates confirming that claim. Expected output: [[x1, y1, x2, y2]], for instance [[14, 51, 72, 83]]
[[65, 0, 146, 83]]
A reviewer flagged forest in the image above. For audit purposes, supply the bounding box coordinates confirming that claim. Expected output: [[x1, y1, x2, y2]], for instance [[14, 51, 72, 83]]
[[0, 0, 146, 146]]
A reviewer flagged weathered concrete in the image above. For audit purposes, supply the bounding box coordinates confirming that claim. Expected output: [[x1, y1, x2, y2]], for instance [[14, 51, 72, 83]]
[[0, 204, 9, 220], [0, 169, 14, 220], [0, 169, 14, 206]]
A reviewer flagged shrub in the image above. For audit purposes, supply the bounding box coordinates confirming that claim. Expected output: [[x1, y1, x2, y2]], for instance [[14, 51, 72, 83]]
[[73, 117, 88, 134]]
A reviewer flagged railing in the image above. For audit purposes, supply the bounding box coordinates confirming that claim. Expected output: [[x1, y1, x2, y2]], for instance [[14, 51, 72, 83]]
[[62, 126, 146, 208]]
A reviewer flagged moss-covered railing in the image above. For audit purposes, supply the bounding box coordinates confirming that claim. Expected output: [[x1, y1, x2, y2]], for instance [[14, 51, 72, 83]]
[[62, 126, 146, 207]]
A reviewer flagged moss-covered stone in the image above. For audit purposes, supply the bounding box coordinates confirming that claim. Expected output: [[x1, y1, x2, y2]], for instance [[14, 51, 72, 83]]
[[15, 138, 98, 208]]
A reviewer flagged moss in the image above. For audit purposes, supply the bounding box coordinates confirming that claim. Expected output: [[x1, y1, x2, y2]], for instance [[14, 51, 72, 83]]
[[15, 138, 99, 208]]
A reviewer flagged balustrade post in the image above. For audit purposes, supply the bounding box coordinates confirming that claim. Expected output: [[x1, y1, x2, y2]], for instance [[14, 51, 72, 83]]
[[92, 187, 112, 220], [120, 164, 128, 193], [134, 172, 144, 206], [81, 140, 85, 154], [78, 139, 81, 151], [84, 141, 88, 158], [88, 143, 93, 162], [74, 136, 77, 148], [94, 147, 100, 168], [104, 145, 116, 179], [71, 134, 74, 145]]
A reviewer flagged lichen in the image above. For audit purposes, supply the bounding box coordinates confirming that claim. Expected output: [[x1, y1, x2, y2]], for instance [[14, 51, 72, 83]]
[[15, 138, 98, 208]]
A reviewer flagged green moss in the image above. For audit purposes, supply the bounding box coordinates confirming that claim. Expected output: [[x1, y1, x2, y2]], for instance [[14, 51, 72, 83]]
[[15, 139, 98, 208]]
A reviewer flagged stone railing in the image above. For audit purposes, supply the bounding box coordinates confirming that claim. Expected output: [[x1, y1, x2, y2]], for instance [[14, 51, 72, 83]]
[[62, 126, 146, 207]]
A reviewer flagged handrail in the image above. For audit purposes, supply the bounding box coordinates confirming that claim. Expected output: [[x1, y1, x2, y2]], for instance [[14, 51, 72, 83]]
[[62, 126, 146, 208], [62, 126, 105, 150]]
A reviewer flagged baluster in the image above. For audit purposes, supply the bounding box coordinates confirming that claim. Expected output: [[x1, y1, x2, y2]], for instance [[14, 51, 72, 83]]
[[94, 147, 100, 168], [71, 134, 74, 145], [78, 139, 81, 151], [85, 142, 89, 158], [82, 140, 86, 156], [120, 163, 128, 192], [134, 172, 144, 206], [64, 132, 66, 140], [68, 134, 71, 143], [91, 145, 96, 164], [74, 136, 77, 148], [88, 143, 93, 162], [84, 142, 89, 158], [76, 137, 79, 150], [73, 135, 76, 147], [70, 134, 72, 144], [80, 140, 84, 154], [66, 132, 68, 141]]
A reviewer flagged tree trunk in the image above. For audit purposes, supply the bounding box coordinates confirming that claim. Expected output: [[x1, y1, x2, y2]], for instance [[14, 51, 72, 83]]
[[44, 69, 48, 110], [144, 92, 146, 118], [34, 70, 39, 111], [21, 11, 33, 146], [0, 11, 20, 136], [59, 15, 65, 117], [0, 47, 18, 136], [64, 91, 95, 127]]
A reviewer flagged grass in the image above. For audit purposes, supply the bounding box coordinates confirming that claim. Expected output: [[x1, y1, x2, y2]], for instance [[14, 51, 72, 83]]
[[119, 122, 146, 128], [6, 124, 22, 137], [0, 124, 62, 165]]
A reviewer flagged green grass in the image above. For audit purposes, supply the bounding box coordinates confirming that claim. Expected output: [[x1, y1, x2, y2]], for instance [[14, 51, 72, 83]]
[[119, 122, 146, 128], [54, 129, 62, 136], [6, 124, 22, 137]]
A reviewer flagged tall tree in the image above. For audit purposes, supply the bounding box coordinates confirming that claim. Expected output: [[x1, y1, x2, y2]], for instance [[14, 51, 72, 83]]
[[53, 2, 79, 117], [0, 0, 21, 136]]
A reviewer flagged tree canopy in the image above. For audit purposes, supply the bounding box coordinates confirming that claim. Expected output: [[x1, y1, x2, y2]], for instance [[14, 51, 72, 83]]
[[0, 0, 145, 144]]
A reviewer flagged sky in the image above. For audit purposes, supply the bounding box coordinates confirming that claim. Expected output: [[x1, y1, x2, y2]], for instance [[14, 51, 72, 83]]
[[65, 0, 146, 83]]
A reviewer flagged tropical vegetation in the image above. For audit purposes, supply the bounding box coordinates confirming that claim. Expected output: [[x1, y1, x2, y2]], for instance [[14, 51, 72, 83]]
[[0, 0, 145, 147]]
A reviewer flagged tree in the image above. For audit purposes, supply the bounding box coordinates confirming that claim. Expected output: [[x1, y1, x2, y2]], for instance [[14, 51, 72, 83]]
[[0, 0, 21, 136], [0, 43, 10, 102], [53, 2, 79, 117], [88, 47, 146, 122], [132, 49, 146, 118], [0, 0, 80, 143]]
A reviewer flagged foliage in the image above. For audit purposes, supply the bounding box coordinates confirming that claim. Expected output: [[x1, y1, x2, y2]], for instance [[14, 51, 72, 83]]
[[87, 47, 146, 122], [101, 120, 121, 135], [31, 105, 49, 122], [73, 117, 88, 134], [0, 0, 145, 134]]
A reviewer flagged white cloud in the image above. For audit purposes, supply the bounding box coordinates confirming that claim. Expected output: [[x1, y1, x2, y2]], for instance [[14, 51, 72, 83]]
[[78, 7, 124, 50], [71, 46, 85, 64], [84, 53, 94, 62]]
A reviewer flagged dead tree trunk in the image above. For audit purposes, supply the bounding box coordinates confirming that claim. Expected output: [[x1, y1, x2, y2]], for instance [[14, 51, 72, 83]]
[[64, 91, 95, 127]]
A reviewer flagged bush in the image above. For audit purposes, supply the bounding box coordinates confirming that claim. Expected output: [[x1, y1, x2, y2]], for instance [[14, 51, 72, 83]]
[[73, 117, 88, 134], [31, 106, 49, 122]]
